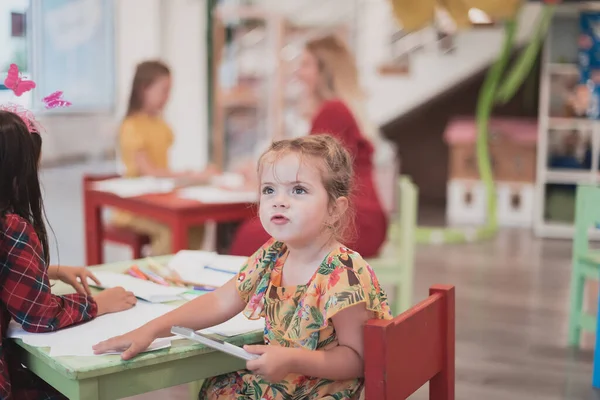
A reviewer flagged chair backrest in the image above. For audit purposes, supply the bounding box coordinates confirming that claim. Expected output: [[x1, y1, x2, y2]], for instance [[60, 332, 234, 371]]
[[372, 139, 399, 219], [364, 284, 455, 400], [396, 176, 418, 267]]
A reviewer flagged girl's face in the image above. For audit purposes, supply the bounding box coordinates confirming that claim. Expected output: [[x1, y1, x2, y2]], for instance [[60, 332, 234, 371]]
[[259, 152, 332, 248], [295, 50, 320, 96], [143, 74, 171, 114]]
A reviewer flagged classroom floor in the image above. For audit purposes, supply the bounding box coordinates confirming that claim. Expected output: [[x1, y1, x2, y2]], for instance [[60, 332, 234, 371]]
[[40, 161, 597, 399]]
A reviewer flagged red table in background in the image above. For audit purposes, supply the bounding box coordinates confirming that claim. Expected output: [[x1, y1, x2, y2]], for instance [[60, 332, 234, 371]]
[[83, 182, 256, 265]]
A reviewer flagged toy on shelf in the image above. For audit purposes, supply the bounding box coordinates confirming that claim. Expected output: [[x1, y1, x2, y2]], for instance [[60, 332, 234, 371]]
[[445, 117, 538, 227]]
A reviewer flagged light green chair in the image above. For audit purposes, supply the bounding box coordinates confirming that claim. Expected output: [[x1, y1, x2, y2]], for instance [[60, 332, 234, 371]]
[[568, 184, 600, 347], [367, 175, 418, 316]]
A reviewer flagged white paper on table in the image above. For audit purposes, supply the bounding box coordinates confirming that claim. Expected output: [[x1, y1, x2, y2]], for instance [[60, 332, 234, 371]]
[[7, 302, 176, 357], [167, 251, 245, 287], [177, 186, 258, 204], [208, 254, 249, 273], [92, 177, 176, 197], [88, 271, 188, 303], [209, 173, 245, 189], [200, 313, 265, 337]]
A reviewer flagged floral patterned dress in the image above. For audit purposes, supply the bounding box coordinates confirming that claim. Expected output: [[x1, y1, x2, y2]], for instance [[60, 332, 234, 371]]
[[199, 239, 392, 400]]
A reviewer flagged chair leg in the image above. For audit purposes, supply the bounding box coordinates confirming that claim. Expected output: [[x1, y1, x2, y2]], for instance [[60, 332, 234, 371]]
[[593, 291, 600, 388], [397, 278, 412, 315], [188, 380, 204, 400], [392, 285, 402, 317], [568, 262, 585, 347]]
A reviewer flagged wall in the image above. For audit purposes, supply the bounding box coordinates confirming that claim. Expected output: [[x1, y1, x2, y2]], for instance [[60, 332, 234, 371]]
[[38, 0, 209, 171]]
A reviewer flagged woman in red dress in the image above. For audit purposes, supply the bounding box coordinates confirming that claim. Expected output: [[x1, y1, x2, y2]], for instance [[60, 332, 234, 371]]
[[229, 35, 388, 257]]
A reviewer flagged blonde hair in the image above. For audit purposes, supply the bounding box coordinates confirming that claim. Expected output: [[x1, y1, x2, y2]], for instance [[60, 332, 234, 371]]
[[305, 34, 377, 140], [258, 134, 356, 243]]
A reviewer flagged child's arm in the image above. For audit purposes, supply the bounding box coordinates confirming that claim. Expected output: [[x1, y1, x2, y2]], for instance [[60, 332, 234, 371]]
[[245, 303, 372, 382], [93, 277, 246, 360], [1, 216, 137, 333]]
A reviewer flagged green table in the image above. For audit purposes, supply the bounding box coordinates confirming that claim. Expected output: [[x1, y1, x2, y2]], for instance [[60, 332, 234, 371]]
[[13, 257, 263, 400]]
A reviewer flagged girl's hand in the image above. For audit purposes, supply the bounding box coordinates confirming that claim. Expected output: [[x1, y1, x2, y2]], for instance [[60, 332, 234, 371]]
[[52, 266, 101, 296], [244, 345, 296, 382], [93, 287, 137, 316], [92, 326, 155, 360]]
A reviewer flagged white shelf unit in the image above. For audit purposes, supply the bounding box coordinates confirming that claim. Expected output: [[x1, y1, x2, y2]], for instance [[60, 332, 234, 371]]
[[534, 5, 600, 240]]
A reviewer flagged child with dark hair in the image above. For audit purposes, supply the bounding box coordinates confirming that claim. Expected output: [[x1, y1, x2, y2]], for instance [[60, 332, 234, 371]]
[[0, 109, 136, 399]]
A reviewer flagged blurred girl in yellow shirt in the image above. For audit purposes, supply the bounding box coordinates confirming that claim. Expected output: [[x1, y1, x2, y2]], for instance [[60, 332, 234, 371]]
[[112, 60, 215, 255]]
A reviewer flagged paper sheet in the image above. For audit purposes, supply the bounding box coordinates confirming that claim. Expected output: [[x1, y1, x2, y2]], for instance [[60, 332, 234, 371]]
[[208, 255, 249, 273], [177, 186, 258, 204], [7, 302, 176, 357], [92, 177, 176, 197], [89, 271, 188, 303], [167, 251, 245, 287], [209, 173, 245, 189], [200, 313, 265, 337]]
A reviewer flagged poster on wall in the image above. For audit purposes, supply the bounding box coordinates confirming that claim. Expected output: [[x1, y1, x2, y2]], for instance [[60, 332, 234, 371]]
[[31, 0, 114, 113]]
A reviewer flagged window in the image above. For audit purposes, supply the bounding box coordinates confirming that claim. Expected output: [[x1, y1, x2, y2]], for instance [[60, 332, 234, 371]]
[[1, 0, 115, 113], [11, 12, 26, 37], [0, 0, 30, 107]]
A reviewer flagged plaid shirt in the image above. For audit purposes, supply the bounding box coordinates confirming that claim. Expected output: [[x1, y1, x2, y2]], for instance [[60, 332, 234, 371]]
[[0, 213, 98, 399]]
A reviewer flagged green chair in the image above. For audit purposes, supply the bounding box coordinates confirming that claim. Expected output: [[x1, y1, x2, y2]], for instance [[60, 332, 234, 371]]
[[568, 184, 600, 347], [367, 175, 418, 316]]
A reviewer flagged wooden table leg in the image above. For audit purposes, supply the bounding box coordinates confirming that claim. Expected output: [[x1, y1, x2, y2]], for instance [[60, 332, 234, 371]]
[[84, 196, 103, 266], [172, 219, 190, 253]]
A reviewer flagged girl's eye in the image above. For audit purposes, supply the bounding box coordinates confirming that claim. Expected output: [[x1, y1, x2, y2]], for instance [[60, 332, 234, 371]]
[[262, 186, 274, 195], [293, 186, 307, 195]]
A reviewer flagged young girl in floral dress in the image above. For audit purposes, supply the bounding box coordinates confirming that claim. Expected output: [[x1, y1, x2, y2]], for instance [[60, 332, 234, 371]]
[[93, 134, 392, 399]]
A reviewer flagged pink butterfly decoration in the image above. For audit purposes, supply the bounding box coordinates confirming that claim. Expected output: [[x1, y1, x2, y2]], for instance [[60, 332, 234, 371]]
[[4, 64, 36, 97], [42, 91, 72, 109]]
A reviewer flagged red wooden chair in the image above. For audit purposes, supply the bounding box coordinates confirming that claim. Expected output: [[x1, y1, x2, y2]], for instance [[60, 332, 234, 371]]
[[83, 174, 150, 260], [364, 284, 455, 400]]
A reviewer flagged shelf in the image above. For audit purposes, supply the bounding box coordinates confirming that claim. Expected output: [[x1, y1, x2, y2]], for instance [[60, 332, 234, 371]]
[[545, 169, 597, 184], [211, 5, 354, 169], [535, 5, 600, 240], [548, 117, 594, 130]]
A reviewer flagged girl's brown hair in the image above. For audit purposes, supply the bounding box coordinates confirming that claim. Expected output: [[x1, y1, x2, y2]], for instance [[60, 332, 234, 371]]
[[126, 60, 170, 116], [257, 134, 356, 243]]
